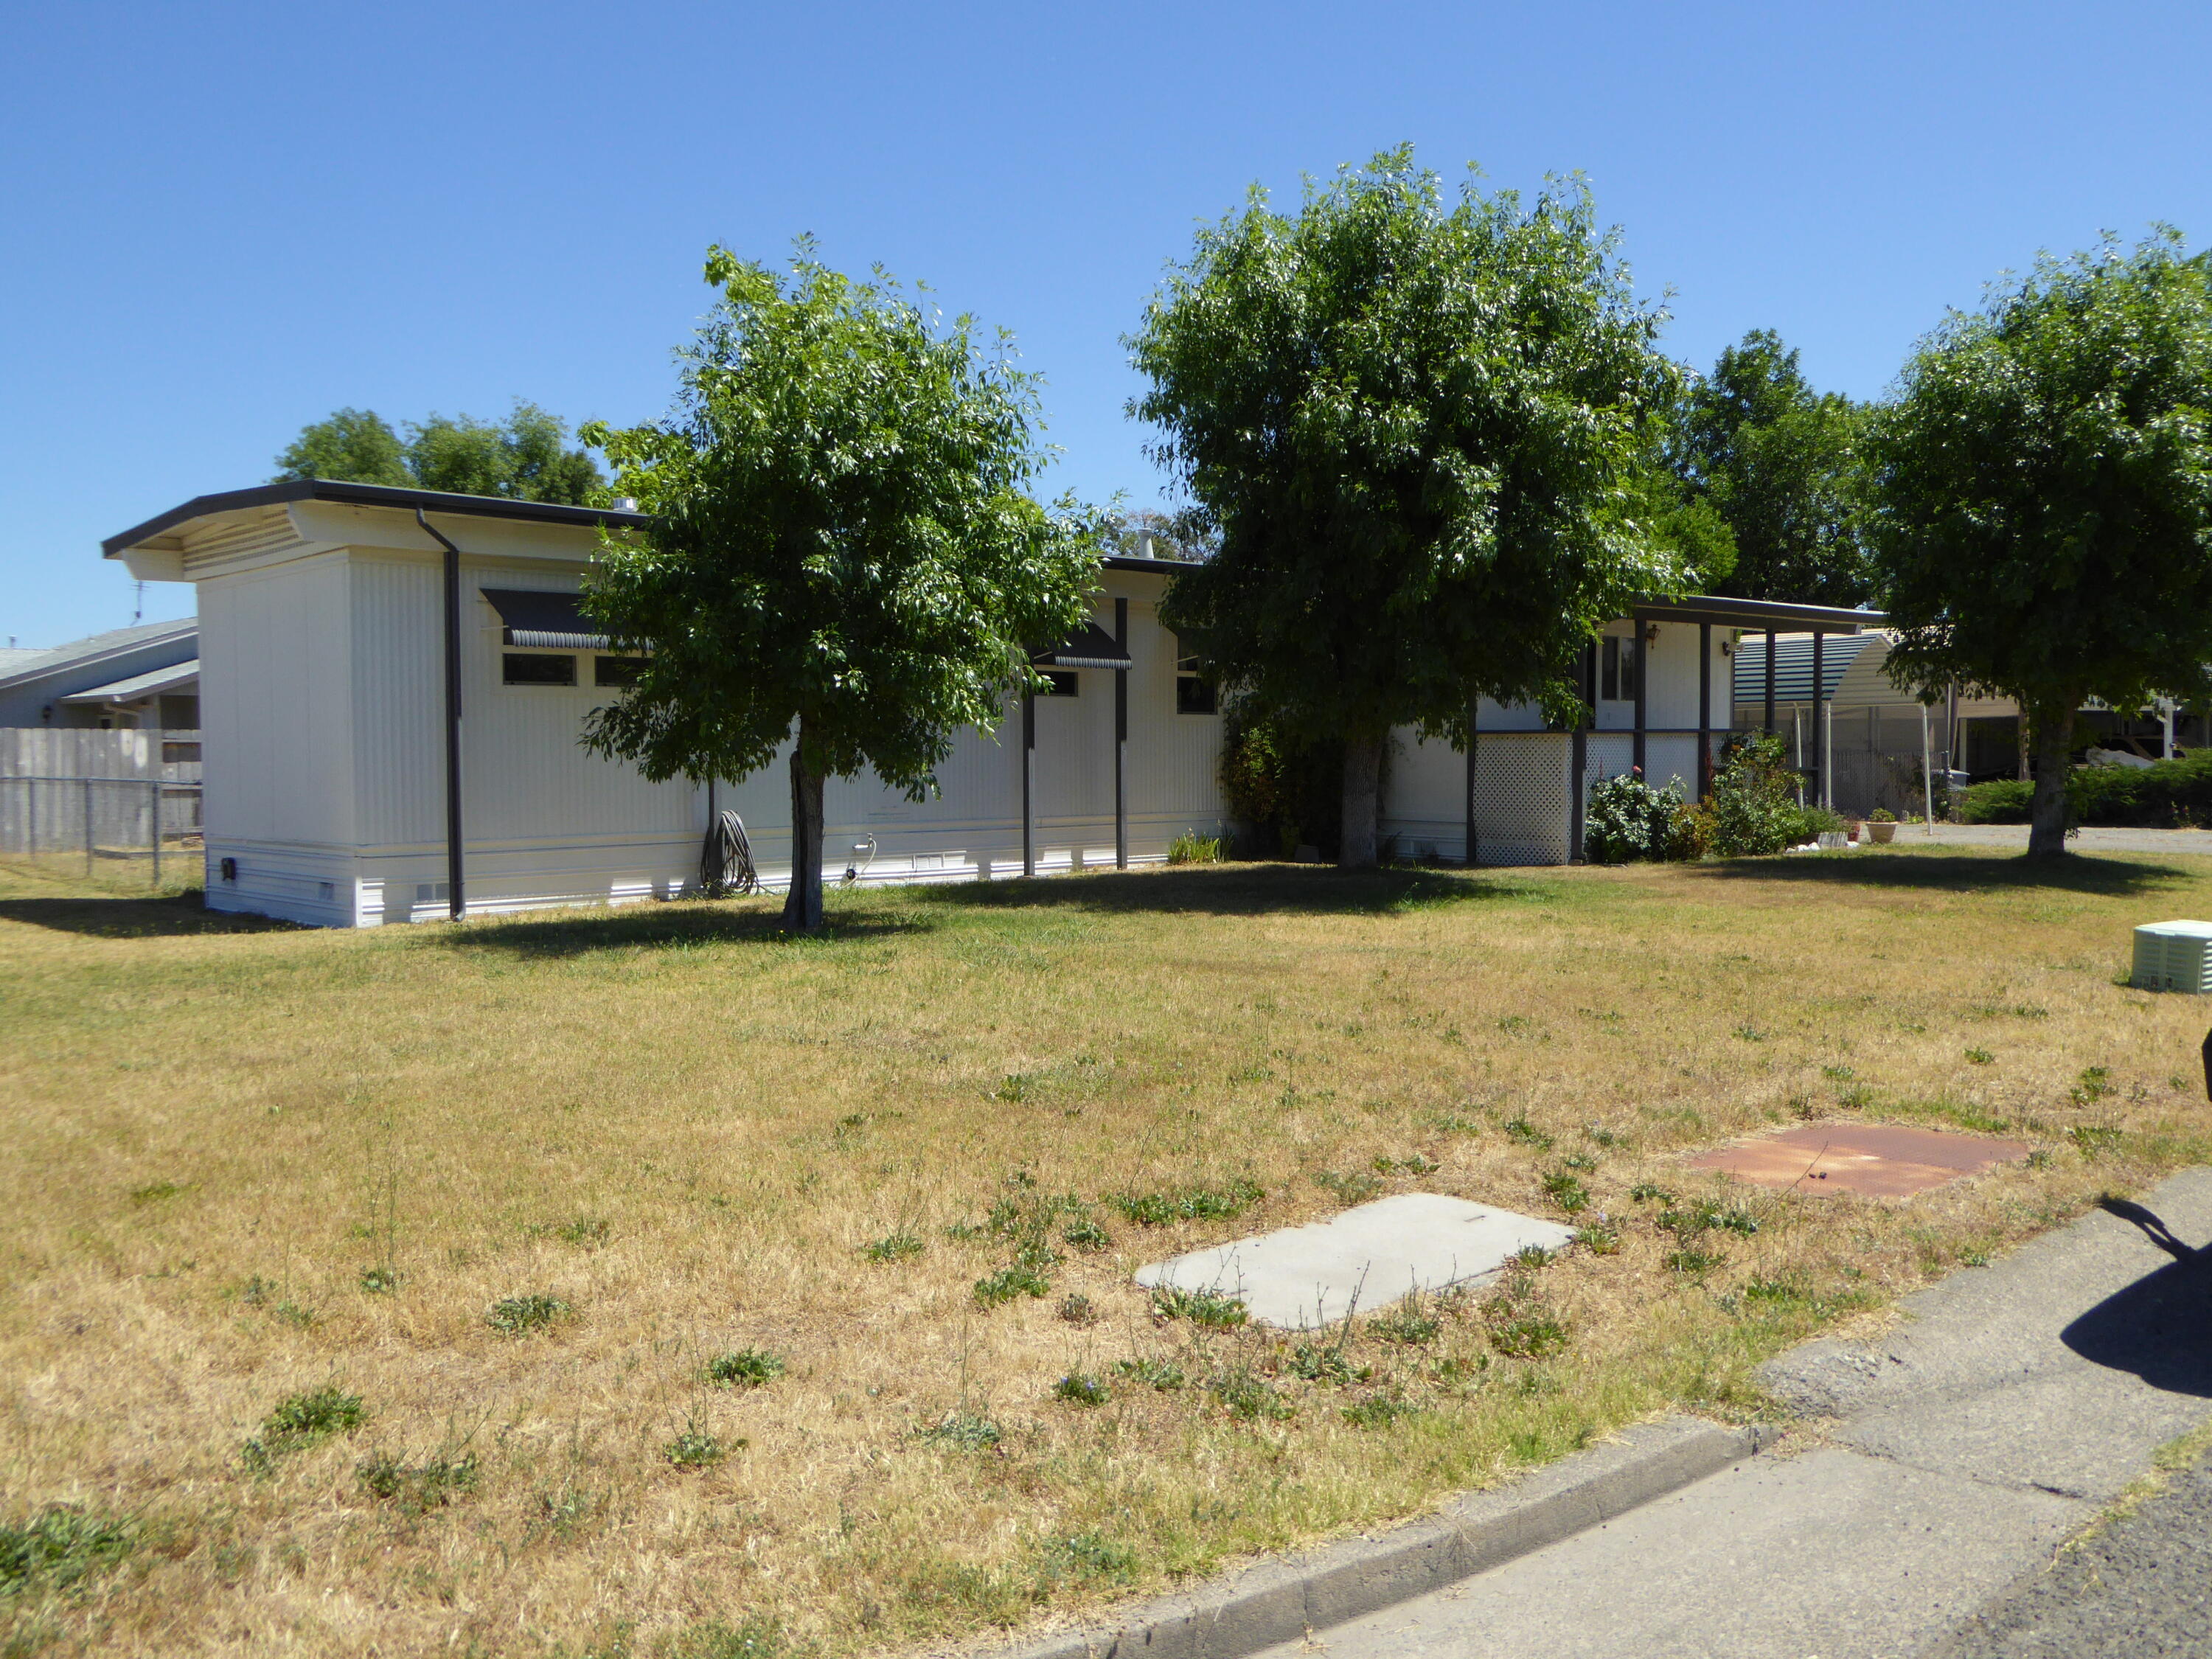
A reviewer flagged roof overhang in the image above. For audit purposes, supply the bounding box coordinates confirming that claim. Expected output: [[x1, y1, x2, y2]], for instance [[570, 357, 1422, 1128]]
[[60, 658, 201, 705], [102, 479, 648, 562], [1633, 595, 1887, 632]]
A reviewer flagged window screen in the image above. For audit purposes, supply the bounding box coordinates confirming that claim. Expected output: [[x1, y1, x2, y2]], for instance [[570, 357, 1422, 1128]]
[[594, 655, 647, 688], [1177, 675, 1217, 715], [504, 653, 577, 686], [1600, 636, 1639, 702]]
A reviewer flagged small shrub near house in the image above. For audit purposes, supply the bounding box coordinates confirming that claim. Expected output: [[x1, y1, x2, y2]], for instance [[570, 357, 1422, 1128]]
[[1583, 771, 1683, 864], [1708, 734, 1802, 855]]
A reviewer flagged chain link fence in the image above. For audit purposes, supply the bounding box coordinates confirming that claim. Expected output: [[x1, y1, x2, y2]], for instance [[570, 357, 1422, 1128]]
[[0, 776, 204, 886]]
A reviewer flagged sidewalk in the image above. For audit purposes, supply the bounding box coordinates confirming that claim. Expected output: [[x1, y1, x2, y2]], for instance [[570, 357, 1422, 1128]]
[[1250, 1168, 2212, 1659]]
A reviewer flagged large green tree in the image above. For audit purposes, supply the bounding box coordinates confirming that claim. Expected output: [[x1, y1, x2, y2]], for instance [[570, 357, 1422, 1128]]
[[1671, 330, 1871, 605], [273, 400, 603, 504], [1869, 232, 2212, 858], [579, 245, 1097, 929], [1132, 150, 1700, 867]]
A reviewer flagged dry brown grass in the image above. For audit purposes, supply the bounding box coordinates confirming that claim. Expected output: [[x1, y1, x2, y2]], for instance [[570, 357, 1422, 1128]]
[[2, 848, 2209, 1658]]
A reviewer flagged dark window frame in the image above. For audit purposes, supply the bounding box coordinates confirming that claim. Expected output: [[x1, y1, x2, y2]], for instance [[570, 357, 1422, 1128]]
[[593, 654, 647, 688], [1176, 675, 1217, 716], [1041, 669, 1079, 698], [503, 652, 578, 686]]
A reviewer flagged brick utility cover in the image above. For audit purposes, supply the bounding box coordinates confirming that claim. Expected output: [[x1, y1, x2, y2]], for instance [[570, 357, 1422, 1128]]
[[1134, 1193, 1574, 1329], [1686, 1122, 2031, 1197]]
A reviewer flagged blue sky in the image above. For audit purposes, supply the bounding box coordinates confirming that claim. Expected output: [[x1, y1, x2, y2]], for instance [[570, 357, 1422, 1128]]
[[4, 0, 2207, 646]]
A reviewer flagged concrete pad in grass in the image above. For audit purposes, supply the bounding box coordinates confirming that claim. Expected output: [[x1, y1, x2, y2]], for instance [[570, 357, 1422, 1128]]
[[1134, 1193, 1574, 1329]]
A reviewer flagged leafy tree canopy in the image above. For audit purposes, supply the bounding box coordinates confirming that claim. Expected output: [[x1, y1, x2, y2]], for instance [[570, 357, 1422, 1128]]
[[273, 400, 603, 504], [1670, 330, 1871, 605], [1868, 230, 2212, 857], [578, 243, 1099, 927], [1130, 148, 1697, 864]]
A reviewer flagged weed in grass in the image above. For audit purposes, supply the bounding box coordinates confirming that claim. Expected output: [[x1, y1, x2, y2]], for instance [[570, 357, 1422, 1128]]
[[0, 1507, 134, 1597], [1821, 1065, 1855, 1081], [1113, 1356, 1187, 1391], [672, 1615, 790, 1659], [1314, 1169, 1383, 1205], [1287, 1340, 1363, 1385], [1665, 1247, 1728, 1276], [243, 1386, 365, 1472], [1502, 1116, 1554, 1152], [1372, 1153, 1438, 1177], [1629, 1183, 1676, 1206], [1573, 1220, 1622, 1255], [1058, 1293, 1098, 1326], [917, 1411, 1003, 1450], [1966, 1048, 1994, 1065], [974, 1263, 1052, 1307], [553, 1217, 611, 1248], [1562, 1150, 1599, 1172], [863, 1231, 925, 1263], [1061, 1217, 1112, 1253], [1054, 1372, 1110, 1407], [2070, 1124, 2124, 1158], [2069, 1066, 2113, 1107], [1430, 1113, 1483, 1136], [1148, 1284, 1248, 1328], [1512, 1245, 1557, 1270], [1540, 1170, 1591, 1214], [1112, 1178, 1265, 1227], [705, 1348, 786, 1389], [1050, 1531, 1138, 1584], [666, 1427, 729, 1470], [1733, 1025, 1767, 1043], [1366, 1296, 1441, 1346], [358, 1265, 400, 1294], [486, 1294, 570, 1335], [1341, 1394, 1419, 1428], [129, 1180, 181, 1206], [1659, 1198, 1758, 1239], [273, 1298, 316, 1327], [1834, 1084, 1874, 1110], [1485, 1279, 1569, 1358], [1211, 1366, 1294, 1422], [358, 1448, 480, 1511], [2028, 1148, 2055, 1169], [1584, 1125, 1622, 1148]]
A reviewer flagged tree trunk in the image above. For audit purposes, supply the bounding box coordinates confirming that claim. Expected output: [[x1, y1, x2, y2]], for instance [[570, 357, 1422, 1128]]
[[2025, 700, 2074, 860], [1339, 730, 1385, 869], [782, 726, 827, 931]]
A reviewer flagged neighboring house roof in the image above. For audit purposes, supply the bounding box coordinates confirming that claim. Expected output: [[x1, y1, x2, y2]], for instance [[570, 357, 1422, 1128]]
[[0, 648, 44, 673], [1733, 632, 1885, 706], [0, 616, 197, 694], [60, 658, 201, 705]]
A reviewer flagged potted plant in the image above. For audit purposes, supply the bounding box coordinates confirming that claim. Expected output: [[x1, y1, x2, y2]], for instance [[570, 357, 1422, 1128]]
[[1868, 808, 1898, 844]]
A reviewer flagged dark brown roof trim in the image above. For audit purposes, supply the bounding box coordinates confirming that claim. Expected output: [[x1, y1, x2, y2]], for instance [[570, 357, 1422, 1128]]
[[1635, 595, 1887, 631]]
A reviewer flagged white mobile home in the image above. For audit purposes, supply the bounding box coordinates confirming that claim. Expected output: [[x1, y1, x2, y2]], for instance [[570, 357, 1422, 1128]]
[[105, 480, 1879, 925]]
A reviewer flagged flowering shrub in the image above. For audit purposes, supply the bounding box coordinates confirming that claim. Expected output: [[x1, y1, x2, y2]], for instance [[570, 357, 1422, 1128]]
[[1583, 770, 1685, 863]]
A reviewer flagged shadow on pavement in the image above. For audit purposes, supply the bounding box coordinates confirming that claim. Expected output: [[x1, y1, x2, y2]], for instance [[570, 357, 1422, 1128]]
[[2060, 1199, 2212, 1399]]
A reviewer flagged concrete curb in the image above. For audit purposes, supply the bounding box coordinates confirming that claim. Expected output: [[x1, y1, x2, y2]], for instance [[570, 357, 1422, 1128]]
[[998, 1414, 1767, 1659]]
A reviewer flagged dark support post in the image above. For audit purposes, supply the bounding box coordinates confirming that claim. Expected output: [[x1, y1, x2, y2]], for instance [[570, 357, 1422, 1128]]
[[416, 509, 466, 921], [1698, 622, 1713, 799], [1464, 697, 1478, 867], [1113, 598, 1128, 871], [1764, 626, 1778, 735], [1632, 619, 1649, 779], [1811, 630, 1825, 808], [1021, 686, 1036, 878], [1569, 641, 1593, 860]]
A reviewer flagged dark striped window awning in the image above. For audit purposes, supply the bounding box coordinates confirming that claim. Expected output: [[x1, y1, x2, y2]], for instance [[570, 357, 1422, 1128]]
[[1031, 619, 1132, 671], [480, 588, 611, 650]]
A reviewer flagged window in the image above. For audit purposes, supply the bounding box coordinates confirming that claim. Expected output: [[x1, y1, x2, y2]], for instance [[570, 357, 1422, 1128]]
[[1174, 635, 1217, 714], [1600, 636, 1639, 703], [594, 655, 647, 688], [504, 653, 577, 686], [1041, 670, 1079, 698]]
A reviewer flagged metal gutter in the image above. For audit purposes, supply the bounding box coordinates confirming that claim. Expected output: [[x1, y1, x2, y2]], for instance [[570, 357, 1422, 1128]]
[[415, 509, 467, 922], [102, 479, 647, 559]]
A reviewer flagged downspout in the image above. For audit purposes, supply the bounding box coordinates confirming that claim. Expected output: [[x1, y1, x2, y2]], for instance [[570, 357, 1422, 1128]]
[[415, 509, 466, 921], [1114, 598, 1128, 870]]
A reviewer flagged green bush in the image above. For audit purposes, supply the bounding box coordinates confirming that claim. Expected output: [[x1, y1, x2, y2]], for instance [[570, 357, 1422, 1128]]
[[1218, 703, 1343, 858], [1583, 771, 1681, 863], [1960, 779, 2032, 823], [1708, 734, 1801, 855]]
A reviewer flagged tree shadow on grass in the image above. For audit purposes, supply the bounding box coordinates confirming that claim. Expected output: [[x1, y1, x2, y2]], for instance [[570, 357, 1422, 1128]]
[[909, 860, 1525, 919], [439, 899, 928, 959], [0, 889, 302, 939], [1680, 850, 2194, 899]]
